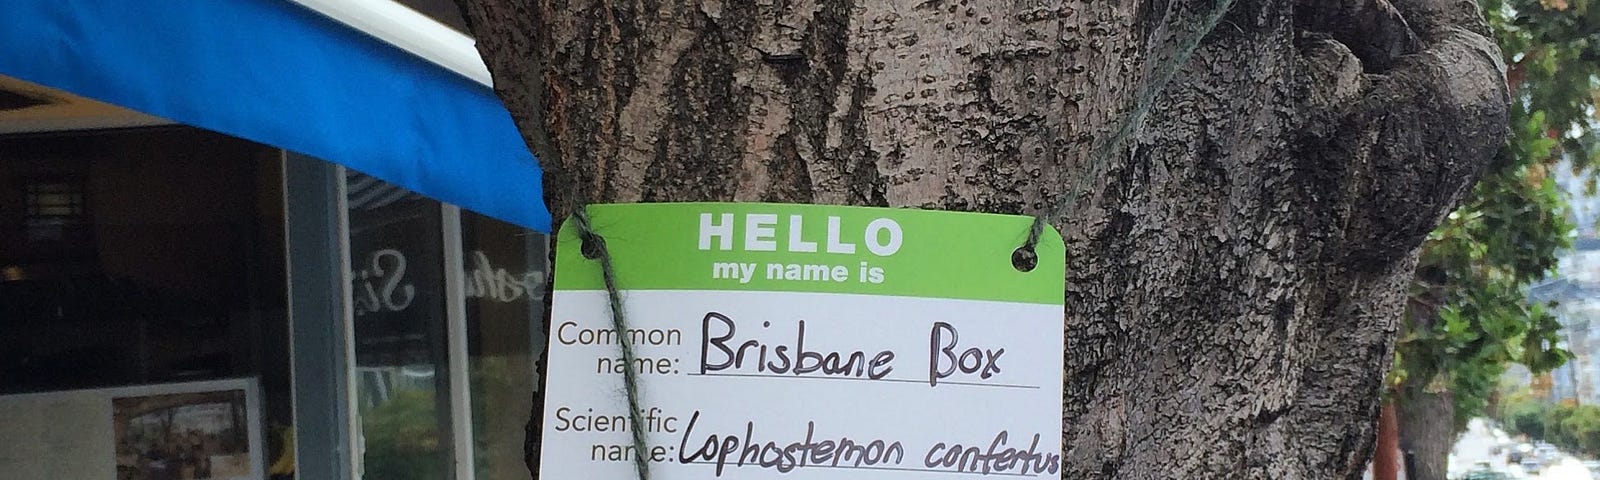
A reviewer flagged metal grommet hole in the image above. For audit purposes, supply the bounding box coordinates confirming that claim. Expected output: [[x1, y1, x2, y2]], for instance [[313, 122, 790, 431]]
[[580, 236, 603, 260], [1011, 246, 1038, 272]]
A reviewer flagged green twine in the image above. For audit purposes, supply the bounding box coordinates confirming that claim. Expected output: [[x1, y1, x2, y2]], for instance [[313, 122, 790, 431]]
[[572, 206, 652, 480], [1022, 0, 1237, 253]]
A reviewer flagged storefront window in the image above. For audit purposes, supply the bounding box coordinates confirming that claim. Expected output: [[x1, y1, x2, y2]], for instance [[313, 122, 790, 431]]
[[0, 127, 291, 478], [461, 210, 546, 480], [343, 170, 547, 480], [0, 128, 289, 390], [346, 172, 454, 480]]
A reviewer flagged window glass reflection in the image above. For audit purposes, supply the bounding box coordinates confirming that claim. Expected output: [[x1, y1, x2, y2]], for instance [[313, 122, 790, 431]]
[[346, 171, 453, 480], [461, 210, 545, 480]]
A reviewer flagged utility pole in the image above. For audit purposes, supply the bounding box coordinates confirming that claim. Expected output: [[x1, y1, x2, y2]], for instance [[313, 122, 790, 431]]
[[1375, 401, 1401, 480]]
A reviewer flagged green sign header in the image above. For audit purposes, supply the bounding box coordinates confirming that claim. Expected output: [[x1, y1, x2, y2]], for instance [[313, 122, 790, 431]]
[[554, 203, 1063, 305]]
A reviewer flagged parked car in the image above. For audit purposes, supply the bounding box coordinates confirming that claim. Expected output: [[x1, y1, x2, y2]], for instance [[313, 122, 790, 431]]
[[1460, 463, 1511, 480], [1536, 443, 1560, 457]]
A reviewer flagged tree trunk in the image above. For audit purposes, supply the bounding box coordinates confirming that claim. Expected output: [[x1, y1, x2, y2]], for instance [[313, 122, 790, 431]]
[[1397, 380, 1455, 480], [454, 0, 1510, 478], [1395, 262, 1454, 480]]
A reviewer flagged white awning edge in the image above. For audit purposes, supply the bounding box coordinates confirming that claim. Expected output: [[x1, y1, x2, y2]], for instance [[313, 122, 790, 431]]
[[288, 0, 494, 88]]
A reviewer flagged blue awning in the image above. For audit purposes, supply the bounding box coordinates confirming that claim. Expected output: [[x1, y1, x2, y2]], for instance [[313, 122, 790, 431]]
[[0, 0, 550, 231]]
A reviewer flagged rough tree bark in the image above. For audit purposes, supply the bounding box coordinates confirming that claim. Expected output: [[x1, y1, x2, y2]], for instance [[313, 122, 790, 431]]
[[1397, 264, 1455, 480], [453, 0, 1510, 478]]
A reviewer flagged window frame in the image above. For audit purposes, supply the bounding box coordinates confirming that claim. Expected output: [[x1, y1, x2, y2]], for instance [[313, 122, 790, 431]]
[[20, 176, 87, 243]]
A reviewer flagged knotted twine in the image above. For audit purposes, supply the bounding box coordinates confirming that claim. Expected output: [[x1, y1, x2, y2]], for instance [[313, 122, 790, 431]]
[[560, 3, 1237, 479], [1020, 0, 1236, 257], [571, 206, 652, 480]]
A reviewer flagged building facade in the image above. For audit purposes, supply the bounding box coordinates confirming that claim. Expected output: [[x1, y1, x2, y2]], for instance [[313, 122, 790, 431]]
[[0, 2, 548, 479], [1523, 163, 1600, 406]]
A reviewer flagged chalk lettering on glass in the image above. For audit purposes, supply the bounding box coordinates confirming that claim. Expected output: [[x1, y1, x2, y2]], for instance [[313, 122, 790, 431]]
[[353, 249, 541, 316], [462, 250, 544, 303], [352, 248, 413, 317]]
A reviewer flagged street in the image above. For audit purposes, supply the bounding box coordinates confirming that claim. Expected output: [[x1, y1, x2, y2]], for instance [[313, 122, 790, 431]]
[[1450, 419, 1594, 480]]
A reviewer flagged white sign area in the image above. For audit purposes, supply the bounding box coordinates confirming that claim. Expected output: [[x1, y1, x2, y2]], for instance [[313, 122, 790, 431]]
[[543, 291, 1063, 478]]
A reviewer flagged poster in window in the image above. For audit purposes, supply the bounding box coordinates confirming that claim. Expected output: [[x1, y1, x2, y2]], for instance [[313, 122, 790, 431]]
[[0, 378, 263, 480], [113, 381, 260, 480]]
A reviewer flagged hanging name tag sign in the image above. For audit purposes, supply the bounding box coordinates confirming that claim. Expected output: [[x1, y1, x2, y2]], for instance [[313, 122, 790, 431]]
[[539, 203, 1064, 479]]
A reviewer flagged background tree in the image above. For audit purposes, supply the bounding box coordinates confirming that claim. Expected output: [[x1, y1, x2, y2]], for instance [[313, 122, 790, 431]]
[[1393, 1, 1600, 477], [1500, 393, 1600, 458], [455, 0, 1510, 477], [1501, 390, 1552, 440]]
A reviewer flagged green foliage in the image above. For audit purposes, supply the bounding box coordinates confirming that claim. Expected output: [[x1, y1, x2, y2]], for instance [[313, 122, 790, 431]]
[[1502, 391, 1551, 439], [1562, 405, 1600, 453], [1485, 0, 1600, 171], [1546, 403, 1580, 446], [359, 389, 449, 480], [1498, 392, 1600, 457], [1396, 0, 1600, 431]]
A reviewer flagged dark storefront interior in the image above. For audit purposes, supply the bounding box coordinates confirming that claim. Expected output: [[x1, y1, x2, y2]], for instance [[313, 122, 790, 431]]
[[0, 124, 543, 479], [0, 2, 545, 477], [0, 127, 289, 401], [0, 126, 296, 466]]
